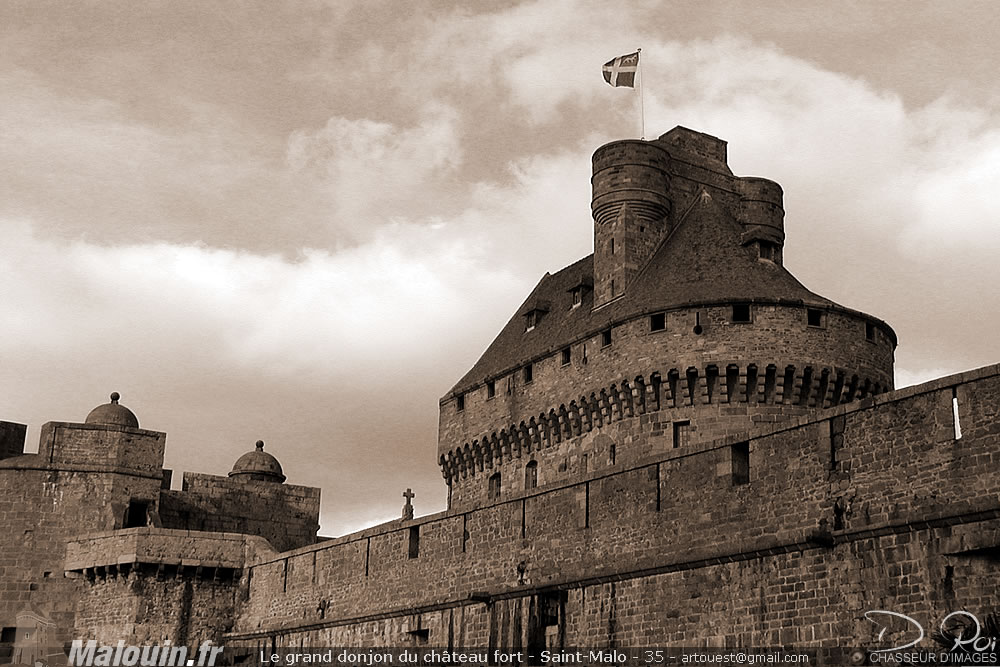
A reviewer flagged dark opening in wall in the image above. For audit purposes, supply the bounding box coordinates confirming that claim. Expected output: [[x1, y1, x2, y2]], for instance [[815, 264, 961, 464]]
[[123, 500, 149, 529], [601, 328, 612, 347], [456, 394, 465, 412], [524, 364, 533, 384], [1, 627, 16, 643], [408, 526, 420, 559], [571, 288, 582, 308], [525, 311, 536, 332], [672, 421, 690, 449], [561, 347, 571, 366], [525, 460, 538, 490], [807, 308, 824, 327], [732, 304, 751, 323], [488, 472, 502, 500], [609, 444, 616, 466], [487, 380, 496, 399], [759, 241, 776, 261], [732, 442, 750, 485], [650, 313, 665, 331], [693, 312, 703, 335], [610, 238, 615, 254], [865, 322, 875, 341], [610, 279, 616, 296]]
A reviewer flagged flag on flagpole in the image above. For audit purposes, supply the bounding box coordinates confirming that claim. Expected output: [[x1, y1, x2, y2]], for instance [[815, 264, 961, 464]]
[[602, 51, 639, 87]]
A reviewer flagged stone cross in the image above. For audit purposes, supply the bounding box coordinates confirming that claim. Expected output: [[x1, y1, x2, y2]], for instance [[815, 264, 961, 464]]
[[402, 488, 415, 520]]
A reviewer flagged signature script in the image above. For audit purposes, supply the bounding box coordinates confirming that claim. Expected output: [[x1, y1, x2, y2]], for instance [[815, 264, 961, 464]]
[[865, 610, 999, 653]]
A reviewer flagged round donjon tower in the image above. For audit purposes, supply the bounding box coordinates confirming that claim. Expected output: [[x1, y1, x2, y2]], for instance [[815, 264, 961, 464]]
[[438, 126, 895, 510]]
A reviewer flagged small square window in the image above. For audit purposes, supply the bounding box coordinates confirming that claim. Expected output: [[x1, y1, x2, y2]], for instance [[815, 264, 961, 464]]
[[456, 394, 465, 412], [601, 328, 612, 347], [487, 380, 496, 399], [524, 364, 533, 384], [650, 313, 665, 331], [732, 304, 751, 323], [561, 347, 571, 366], [807, 309, 824, 328], [865, 322, 875, 341]]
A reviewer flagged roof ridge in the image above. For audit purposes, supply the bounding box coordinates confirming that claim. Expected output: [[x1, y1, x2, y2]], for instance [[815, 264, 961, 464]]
[[628, 187, 713, 289]]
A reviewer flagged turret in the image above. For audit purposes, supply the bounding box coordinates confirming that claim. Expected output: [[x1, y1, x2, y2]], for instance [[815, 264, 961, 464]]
[[591, 140, 672, 307]]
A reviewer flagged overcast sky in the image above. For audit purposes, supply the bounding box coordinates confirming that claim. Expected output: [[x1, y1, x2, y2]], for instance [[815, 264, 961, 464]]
[[2, 1, 998, 536]]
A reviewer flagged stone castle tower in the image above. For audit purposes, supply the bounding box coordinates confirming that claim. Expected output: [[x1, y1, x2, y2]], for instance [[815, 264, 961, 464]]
[[1, 126, 997, 660], [438, 126, 894, 510]]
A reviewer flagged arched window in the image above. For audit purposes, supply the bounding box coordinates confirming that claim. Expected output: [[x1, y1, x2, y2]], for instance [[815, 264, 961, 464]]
[[524, 461, 538, 490]]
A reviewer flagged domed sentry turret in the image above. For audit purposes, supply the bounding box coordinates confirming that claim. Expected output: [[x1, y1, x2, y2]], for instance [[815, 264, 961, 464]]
[[85, 392, 139, 429], [229, 440, 286, 483]]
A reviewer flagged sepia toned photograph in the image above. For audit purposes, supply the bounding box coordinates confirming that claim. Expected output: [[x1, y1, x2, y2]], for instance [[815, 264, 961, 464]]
[[1, 1, 998, 664]]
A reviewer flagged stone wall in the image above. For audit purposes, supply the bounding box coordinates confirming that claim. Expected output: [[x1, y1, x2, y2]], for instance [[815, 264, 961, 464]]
[[0, 421, 26, 460], [37, 422, 166, 475], [158, 473, 320, 552], [228, 364, 1000, 649], [440, 303, 895, 507], [0, 464, 163, 652]]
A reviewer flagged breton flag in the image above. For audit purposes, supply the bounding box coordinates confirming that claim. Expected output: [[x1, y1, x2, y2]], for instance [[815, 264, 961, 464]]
[[602, 51, 639, 87]]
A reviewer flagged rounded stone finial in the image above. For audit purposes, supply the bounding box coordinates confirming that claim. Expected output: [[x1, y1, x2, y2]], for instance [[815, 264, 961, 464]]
[[110, 392, 121, 403], [255, 440, 264, 451]]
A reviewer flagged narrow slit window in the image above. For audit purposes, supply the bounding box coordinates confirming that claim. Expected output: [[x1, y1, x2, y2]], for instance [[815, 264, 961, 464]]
[[488, 472, 501, 500], [456, 394, 465, 412], [610, 238, 615, 254], [571, 288, 582, 308], [486, 380, 496, 399], [650, 313, 665, 331], [561, 346, 571, 366], [865, 322, 875, 341], [524, 364, 533, 384], [408, 526, 420, 559], [601, 328, 612, 347], [732, 442, 750, 485]]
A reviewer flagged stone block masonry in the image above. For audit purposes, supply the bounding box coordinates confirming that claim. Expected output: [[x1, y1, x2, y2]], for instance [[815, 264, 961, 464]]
[[224, 364, 1000, 649]]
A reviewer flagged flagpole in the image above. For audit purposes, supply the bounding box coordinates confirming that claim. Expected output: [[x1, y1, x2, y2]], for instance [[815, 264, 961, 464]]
[[637, 48, 645, 139]]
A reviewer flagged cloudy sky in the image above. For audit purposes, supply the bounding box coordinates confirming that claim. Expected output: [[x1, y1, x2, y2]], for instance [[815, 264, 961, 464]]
[[2, 1, 998, 536]]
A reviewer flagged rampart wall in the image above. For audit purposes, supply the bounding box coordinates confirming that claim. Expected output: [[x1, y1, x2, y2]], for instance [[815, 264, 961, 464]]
[[226, 364, 1000, 649]]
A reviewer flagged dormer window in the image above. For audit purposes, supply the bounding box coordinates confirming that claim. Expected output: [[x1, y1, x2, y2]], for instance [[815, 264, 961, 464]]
[[759, 241, 777, 262], [566, 277, 593, 309], [522, 301, 551, 332]]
